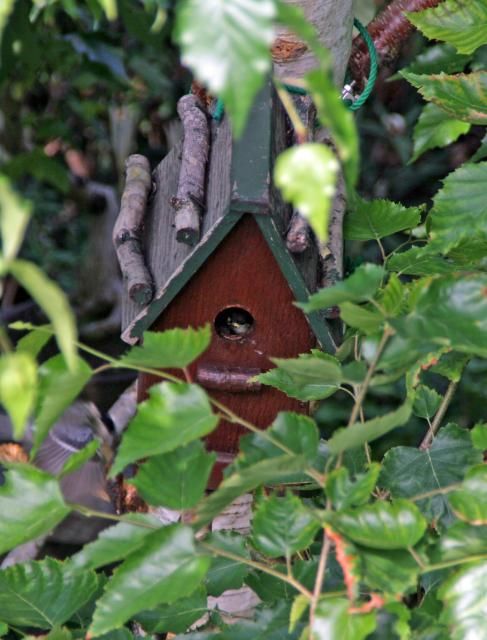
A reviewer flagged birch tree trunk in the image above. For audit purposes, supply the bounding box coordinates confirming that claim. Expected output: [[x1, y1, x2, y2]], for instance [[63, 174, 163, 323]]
[[274, 0, 354, 288]]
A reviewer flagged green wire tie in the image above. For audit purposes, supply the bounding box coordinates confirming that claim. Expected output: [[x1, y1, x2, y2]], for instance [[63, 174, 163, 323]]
[[211, 17, 378, 121]]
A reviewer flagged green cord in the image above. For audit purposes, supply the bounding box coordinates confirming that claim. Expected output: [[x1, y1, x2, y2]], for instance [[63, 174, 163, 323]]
[[210, 17, 378, 120]]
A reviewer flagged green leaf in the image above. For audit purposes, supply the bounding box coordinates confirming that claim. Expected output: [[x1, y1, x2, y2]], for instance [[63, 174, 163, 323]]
[[136, 587, 207, 634], [326, 464, 381, 510], [0, 558, 98, 628], [339, 302, 383, 334], [89, 525, 210, 637], [327, 402, 412, 455], [252, 492, 319, 558], [0, 465, 70, 554], [449, 465, 487, 524], [401, 43, 472, 76], [410, 103, 471, 162], [331, 499, 427, 550], [257, 351, 342, 401], [439, 560, 487, 640], [8, 261, 77, 370], [301, 264, 385, 313], [379, 274, 405, 317], [428, 162, 487, 252], [118, 326, 210, 369], [16, 326, 52, 359], [0, 175, 31, 261], [402, 71, 487, 125], [312, 598, 376, 640], [0, 352, 37, 439], [111, 382, 218, 476], [173, 0, 275, 136], [406, 0, 487, 55], [129, 441, 216, 509], [393, 274, 487, 358], [4, 150, 70, 194], [439, 521, 487, 561], [205, 531, 250, 596], [380, 424, 482, 524], [413, 384, 442, 419], [97, 0, 118, 20], [359, 547, 420, 595], [472, 423, 487, 450], [70, 514, 160, 572], [306, 69, 359, 188], [236, 411, 320, 466], [290, 594, 308, 633], [274, 143, 339, 242], [33, 354, 92, 454], [345, 197, 422, 241], [0, 622, 7, 636], [194, 454, 308, 527], [430, 351, 469, 382], [387, 246, 461, 276], [59, 439, 100, 477]]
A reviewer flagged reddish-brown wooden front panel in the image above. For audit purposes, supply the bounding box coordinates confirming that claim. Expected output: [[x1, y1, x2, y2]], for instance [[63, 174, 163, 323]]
[[138, 215, 316, 485]]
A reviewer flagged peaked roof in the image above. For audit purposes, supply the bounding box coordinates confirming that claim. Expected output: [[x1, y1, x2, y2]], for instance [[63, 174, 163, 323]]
[[121, 83, 336, 351]]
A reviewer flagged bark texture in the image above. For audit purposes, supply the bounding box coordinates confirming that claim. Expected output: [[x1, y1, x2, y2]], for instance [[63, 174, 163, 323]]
[[171, 94, 210, 246], [113, 154, 154, 305], [350, 0, 445, 89]]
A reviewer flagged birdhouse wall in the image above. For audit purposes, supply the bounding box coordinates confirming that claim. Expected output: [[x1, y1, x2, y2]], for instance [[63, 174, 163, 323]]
[[137, 214, 316, 487]]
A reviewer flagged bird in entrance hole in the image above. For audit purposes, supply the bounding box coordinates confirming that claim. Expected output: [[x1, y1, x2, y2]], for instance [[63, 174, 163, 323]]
[[217, 308, 254, 338], [0, 401, 116, 545]]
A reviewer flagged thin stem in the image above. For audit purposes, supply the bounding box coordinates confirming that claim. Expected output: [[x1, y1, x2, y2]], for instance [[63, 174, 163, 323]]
[[92, 363, 113, 375], [423, 554, 487, 573], [419, 380, 458, 450], [0, 325, 13, 353], [274, 79, 307, 144], [309, 528, 332, 637], [69, 503, 159, 528], [408, 545, 426, 570], [348, 326, 393, 428], [409, 483, 462, 502], [200, 542, 312, 599]]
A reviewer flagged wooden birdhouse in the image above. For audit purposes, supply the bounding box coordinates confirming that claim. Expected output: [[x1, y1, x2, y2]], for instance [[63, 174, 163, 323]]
[[116, 83, 337, 488]]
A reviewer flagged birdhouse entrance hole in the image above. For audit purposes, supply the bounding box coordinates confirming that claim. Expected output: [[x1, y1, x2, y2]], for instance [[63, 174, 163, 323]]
[[215, 306, 254, 341]]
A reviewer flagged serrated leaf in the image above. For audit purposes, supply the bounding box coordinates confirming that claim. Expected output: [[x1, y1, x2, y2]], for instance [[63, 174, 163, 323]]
[[327, 402, 412, 455], [0, 352, 37, 439], [205, 531, 250, 596], [359, 547, 420, 595], [387, 246, 461, 276], [380, 424, 482, 525], [274, 143, 339, 242], [118, 326, 210, 369], [70, 514, 160, 572], [471, 423, 487, 450], [428, 162, 487, 252], [0, 465, 70, 554], [289, 594, 308, 633], [379, 274, 405, 317], [326, 464, 381, 510], [401, 43, 471, 76], [252, 492, 319, 558], [345, 197, 422, 240], [33, 354, 92, 454], [312, 598, 377, 640], [439, 560, 487, 640], [406, 0, 487, 55], [331, 499, 427, 550], [430, 351, 469, 382], [402, 71, 487, 125], [9, 261, 77, 370], [111, 382, 218, 476], [129, 441, 216, 509], [339, 301, 383, 334], [449, 465, 487, 524], [393, 274, 487, 358], [136, 587, 207, 634], [306, 69, 359, 188], [413, 384, 442, 419], [257, 352, 342, 401], [0, 175, 31, 261], [301, 264, 385, 313], [174, 0, 275, 136], [410, 103, 471, 162], [0, 558, 97, 628], [89, 525, 210, 637], [194, 455, 308, 527]]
